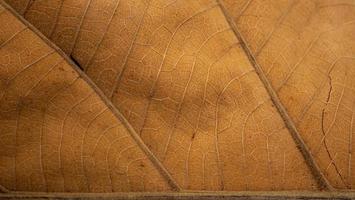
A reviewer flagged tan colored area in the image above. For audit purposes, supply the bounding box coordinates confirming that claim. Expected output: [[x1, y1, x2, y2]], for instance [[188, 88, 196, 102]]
[[0, 4, 172, 192], [2, 0, 355, 194], [221, 0, 355, 189], [1, 0, 321, 191]]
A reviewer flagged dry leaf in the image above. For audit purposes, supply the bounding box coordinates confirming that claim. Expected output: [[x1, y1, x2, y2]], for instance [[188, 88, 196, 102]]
[[1, 0, 354, 193]]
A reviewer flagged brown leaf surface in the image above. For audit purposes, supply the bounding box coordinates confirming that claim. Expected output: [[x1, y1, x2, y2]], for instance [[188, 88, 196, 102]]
[[1, 0, 324, 191], [2, 0, 348, 190], [0, 3, 174, 192], [221, 0, 355, 189]]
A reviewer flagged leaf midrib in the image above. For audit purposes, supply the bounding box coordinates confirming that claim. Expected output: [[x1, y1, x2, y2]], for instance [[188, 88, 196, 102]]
[[216, 0, 333, 191]]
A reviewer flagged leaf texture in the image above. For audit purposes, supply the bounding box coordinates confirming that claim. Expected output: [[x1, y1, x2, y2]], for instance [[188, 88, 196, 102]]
[[1, 0, 324, 191], [221, 0, 355, 189], [0, 3, 174, 192]]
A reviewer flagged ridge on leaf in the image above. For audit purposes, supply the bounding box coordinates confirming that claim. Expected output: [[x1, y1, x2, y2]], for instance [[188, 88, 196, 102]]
[[222, 0, 355, 189], [0, 2, 176, 192]]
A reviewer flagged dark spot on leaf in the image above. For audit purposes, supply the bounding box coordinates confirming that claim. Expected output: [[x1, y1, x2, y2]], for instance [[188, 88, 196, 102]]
[[70, 55, 83, 70]]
